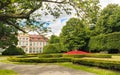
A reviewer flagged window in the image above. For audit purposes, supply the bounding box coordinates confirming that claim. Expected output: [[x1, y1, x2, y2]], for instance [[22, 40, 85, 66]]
[[26, 38, 28, 40], [30, 42, 32, 46]]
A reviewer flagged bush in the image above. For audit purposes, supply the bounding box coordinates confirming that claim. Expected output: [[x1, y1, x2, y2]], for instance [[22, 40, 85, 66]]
[[2, 45, 25, 55], [43, 44, 59, 53], [43, 43, 67, 54], [89, 32, 120, 53], [8, 57, 71, 63], [72, 58, 120, 71]]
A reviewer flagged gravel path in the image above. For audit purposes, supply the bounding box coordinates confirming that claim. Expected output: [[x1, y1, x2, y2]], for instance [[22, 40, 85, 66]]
[[0, 57, 96, 75]]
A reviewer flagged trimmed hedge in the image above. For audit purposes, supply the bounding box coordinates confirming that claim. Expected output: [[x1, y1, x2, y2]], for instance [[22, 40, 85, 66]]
[[8, 57, 71, 63], [38, 54, 111, 58], [72, 58, 120, 71], [38, 54, 62, 58], [16, 55, 37, 58], [63, 54, 112, 58], [89, 32, 120, 53]]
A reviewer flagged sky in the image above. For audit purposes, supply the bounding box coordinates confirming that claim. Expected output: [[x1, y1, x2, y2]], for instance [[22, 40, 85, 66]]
[[29, 0, 120, 37]]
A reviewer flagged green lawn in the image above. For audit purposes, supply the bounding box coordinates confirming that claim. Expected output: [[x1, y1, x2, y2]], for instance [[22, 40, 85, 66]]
[[59, 62, 120, 75], [0, 69, 18, 75], [1, 55, 120, 75]]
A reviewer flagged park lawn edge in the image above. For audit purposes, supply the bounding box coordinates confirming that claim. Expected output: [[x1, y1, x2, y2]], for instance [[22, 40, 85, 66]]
[[58, 62, 120, 75], [0, 69, 18, 75]]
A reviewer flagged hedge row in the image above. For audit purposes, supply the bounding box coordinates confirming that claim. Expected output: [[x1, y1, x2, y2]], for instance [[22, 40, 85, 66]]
[[62, 54, 111, 58], [89, 32, 120, 53], [38, 54, 112, 58], [8, 57, 71, 63], [38, 54, 62, 58], [73, 58, 120, 71], [16, 55, 37, 58]]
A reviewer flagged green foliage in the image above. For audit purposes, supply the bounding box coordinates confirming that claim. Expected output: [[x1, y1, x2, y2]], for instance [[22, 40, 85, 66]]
[[72, 58, 120, 71], [0, 22, 18, 48], [2, 45, 25, 55], [38, 54, 62, 58], [95, 4, 120, 34], [89, 32, 120, 53], [8, 57, 71, 63], [43, 44, 59, 53], [63, 54, 111, 58], [43, 43, 67, 53], [49, 35, 60, 44], [60, 18, 89, 51]]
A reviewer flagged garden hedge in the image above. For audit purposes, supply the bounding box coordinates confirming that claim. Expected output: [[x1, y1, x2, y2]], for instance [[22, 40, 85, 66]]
[[38, 54, 62, 58], [72, 58, 120, 71], [89, 32, 120, 53], [63, 54, 112, 58], [8, 57, 71, 63]]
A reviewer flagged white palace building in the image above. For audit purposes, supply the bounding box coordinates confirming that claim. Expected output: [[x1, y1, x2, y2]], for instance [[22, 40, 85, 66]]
[[17, 33, 48, 54]]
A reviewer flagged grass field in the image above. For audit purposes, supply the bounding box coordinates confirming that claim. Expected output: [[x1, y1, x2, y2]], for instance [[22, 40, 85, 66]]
[[0, 69, 18, 75], [0, 54, 120, 75], [59, 62, 120, 75]]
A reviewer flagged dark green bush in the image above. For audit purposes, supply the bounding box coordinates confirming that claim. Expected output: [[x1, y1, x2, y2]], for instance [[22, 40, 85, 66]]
[[2, 45, 25, 55], [72, 58, 120, 71], [89, 32, 120, 53], [8, 57, 71, 63]]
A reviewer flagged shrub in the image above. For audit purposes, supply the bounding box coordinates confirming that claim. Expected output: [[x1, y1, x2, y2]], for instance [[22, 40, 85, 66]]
[[2, 45, 25, 55], [72, 58, 120, 71], [38, 54, 62, 58], [8, 57, 71, 63], [43, 44, 59, 53], [43, 43, 67, 54], [89, 32, 120, 53]]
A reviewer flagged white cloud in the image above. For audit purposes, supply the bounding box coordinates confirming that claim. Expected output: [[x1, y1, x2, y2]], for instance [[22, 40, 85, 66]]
[[33, 0, 120, 37], [100, 0, 120, 8]]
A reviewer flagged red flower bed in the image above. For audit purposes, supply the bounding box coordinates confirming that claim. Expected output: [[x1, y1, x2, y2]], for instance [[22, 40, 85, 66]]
[[65, 50, 89, 54]]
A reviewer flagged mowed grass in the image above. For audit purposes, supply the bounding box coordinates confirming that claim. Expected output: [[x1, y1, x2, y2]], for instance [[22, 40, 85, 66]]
[[59, 62, 120, 75], [0, 69, 18, 75]]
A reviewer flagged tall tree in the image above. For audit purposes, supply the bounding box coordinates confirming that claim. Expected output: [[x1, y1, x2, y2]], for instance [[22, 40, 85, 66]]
[[0, 0, 100, 30], [60, 18, 88, 51], [0, 22, 18, 48], [95, 4, 120, 34], [0, 0, 100, 48]]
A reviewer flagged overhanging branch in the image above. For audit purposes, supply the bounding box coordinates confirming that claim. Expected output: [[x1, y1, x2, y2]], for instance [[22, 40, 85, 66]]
[[42, 0, 66, 4]]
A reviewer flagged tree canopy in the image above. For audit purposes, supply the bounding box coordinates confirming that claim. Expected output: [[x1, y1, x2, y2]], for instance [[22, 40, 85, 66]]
[[95, 4, 120, 34], [0, 0, 100, 30], [49, 35, 60, 44], [0, 0, 100, 48], [0, 22, 18, 48], [60, 18, 88, 51]]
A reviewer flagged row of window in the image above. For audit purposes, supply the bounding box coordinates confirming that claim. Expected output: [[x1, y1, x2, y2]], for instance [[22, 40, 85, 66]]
[[18, 37, 29, 41], [29, 50, 42, 53], [29, 47, 42, 51], [18, 42, 47, 46], [22, 47, 43, 53]]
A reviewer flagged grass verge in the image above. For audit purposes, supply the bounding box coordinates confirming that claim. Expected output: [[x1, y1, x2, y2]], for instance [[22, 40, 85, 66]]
[[58, 62, 120, 75], [0, 69, 18, 75]]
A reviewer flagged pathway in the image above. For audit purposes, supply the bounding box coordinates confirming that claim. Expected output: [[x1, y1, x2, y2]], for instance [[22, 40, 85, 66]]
[[0, 57, 96, 75]]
